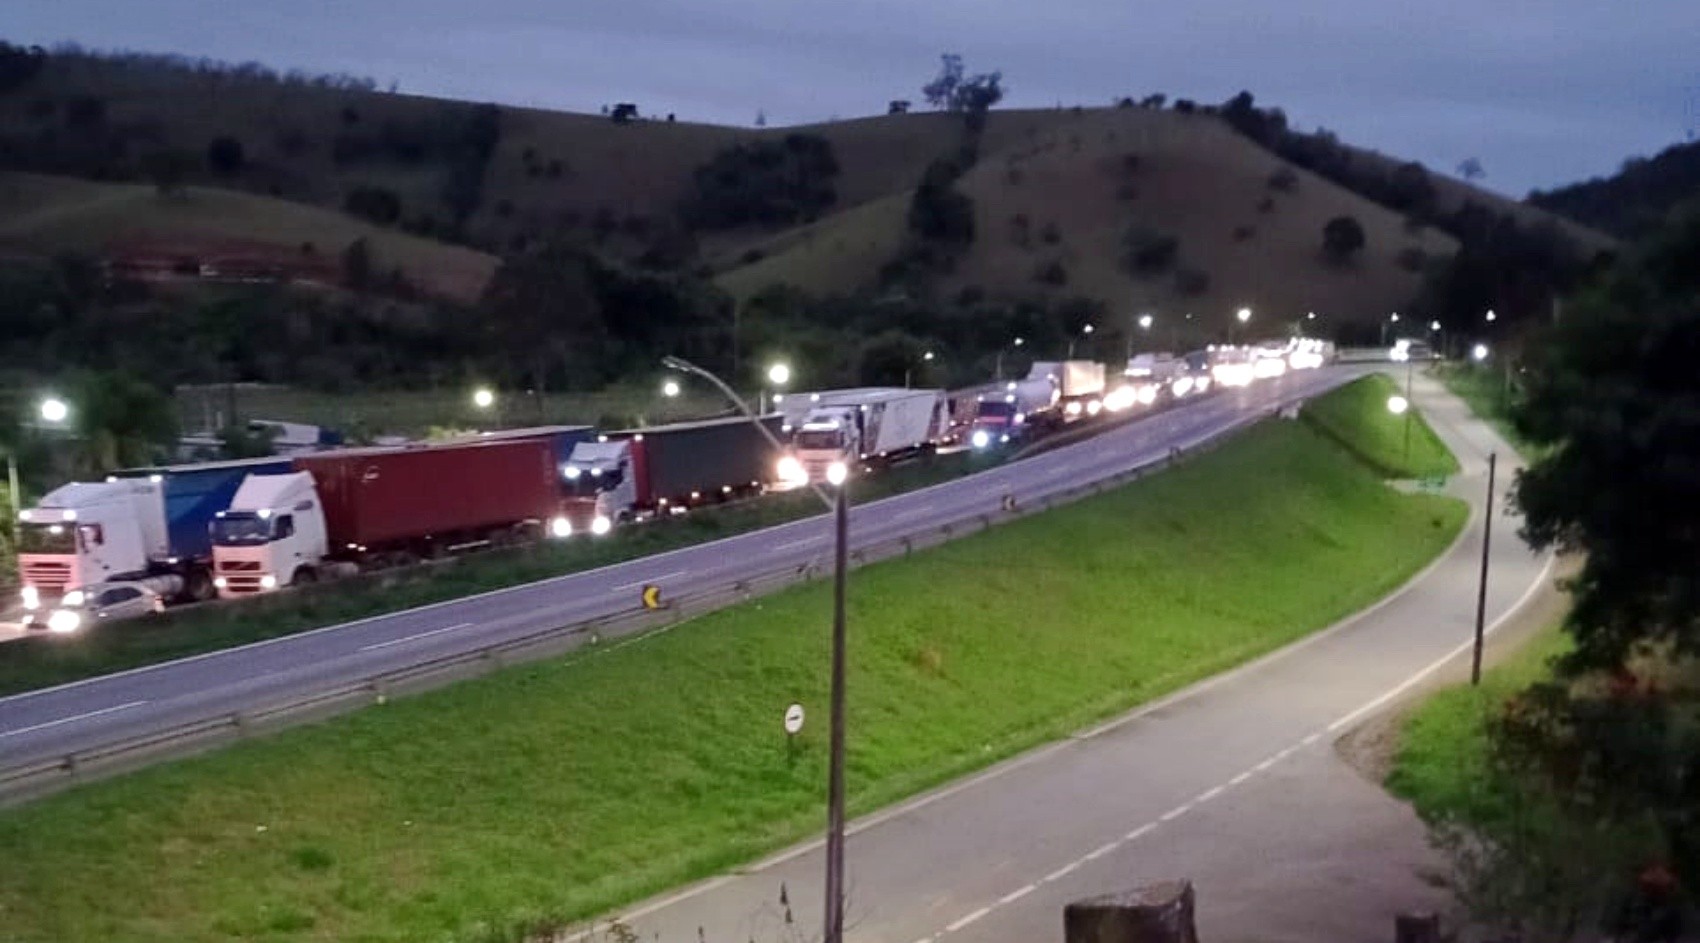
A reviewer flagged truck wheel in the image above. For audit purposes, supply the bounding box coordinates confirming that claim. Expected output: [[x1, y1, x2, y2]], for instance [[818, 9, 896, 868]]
[[292, 567, 318, 587], [185, 570, 215, 602]]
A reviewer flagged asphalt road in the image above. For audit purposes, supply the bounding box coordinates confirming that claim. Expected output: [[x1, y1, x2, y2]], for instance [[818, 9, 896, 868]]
[[0, 367, 1356, 778], [559, 370, 1552, 943]]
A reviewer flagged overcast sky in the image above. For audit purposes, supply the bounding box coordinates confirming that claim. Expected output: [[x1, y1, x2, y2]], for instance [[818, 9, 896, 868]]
[[12, 0, 1698, 195]]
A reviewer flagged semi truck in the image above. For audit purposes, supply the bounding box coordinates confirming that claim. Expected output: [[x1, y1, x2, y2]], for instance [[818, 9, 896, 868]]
[[780, 388, 950, 483], [1027, 361, 1106, 419], [16, 457, 293, 612], [970, 377, 1059, 449], [559, 415, 784, 533], [210, 439, 566, 597]]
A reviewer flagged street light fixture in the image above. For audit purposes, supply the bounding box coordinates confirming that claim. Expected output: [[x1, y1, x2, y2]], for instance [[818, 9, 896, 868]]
[[472, 388, 495, 410], [1485, 310, 1498, 323], [1138, 314, 1154, 330], [661, 354, 848, 943], [661, 379, 681, 398], [39, 398, 69, 425], [1387, 395, 1409, 415], [1472, 343, 1490, 362], [768, 363, 791, 387]]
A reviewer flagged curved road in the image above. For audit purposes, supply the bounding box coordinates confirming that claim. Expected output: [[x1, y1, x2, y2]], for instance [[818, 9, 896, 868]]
[[565, 370, 1552, 943], [0, 367, 1357, 781]]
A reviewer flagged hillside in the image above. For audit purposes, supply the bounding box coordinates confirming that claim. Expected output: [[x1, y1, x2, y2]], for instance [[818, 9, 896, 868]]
[[0, 171, 498, 302], [0, 42, 1623, 384], [1529, 138, 1700, 239]]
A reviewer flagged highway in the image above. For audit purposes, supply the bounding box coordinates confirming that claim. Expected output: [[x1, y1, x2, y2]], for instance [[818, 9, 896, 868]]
[[563, 370, 1553, 943], [0, 366, 1356, 787]]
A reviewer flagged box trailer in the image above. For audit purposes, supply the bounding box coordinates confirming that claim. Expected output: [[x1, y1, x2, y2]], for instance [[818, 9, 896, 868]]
[[560, 415, 784, 531]]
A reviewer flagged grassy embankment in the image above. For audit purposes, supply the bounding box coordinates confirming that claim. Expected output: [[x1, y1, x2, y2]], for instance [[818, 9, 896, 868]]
[[1300, 371, 1460, 479], [0, 381, 1466, 943], [1431, 361, 1534, 457], [0, 450, 999, 697], [1385, 626, 1568, 825]]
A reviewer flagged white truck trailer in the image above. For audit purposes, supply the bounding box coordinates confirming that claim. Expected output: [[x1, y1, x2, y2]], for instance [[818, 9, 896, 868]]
[[779, 388, 950, 484]]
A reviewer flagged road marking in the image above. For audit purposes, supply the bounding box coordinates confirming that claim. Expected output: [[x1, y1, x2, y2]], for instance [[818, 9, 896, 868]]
[[945, 907, 991, 933], [1254, 756, 1280, 772], [1229, 771, 1253, 786], [1327, 552, 1557, 733], [890, 505, 935, 522], [775, 536, 822, 551], [1082, 841, 1119, 861], [1125, 823, 1156, 842], [998, 884, 1037, 906], [358, 623, 474, 652], [1301, 732, 1322, 746], [1043, 861, 1080, 883], [0, 700, 147, 739], [1195, 785, 1225, 804], [610, 571, 685, 593], [1159, 804, 1191, 822]]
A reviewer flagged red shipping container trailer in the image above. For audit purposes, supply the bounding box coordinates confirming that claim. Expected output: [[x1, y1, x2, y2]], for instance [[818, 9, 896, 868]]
[[293, 439, 560, 557]]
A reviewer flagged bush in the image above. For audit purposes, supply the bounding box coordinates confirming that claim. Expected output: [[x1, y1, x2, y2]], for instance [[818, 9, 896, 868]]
[[343, 185, 402, 225], [1033, 259, 1068, 286], [1323, 215, 1367, 262], [1174, 267, 1210, 296], [1232, 225, 1256, 242], [206, 135, 245, 174], [1267, 167, 1299, 192], [64, 95, 106, 128], [1121, 225, 1180, 274], [682, 134, 840, 229], [1039, 222, 1061, 245], [1122, 153, 1142, 173], [1257, 195, 1275, 214], [1396, 246, 1429, 272]]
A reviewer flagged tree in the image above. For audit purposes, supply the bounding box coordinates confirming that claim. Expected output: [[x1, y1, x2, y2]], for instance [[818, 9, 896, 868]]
[[921, 53, 1004, 128], [1458, 157, 1486, 182], [343, 185, 402, 225], [69, 371, 178, 474], [139, 150, 195, 196], [888, 100, 911, 115], [341, 237, 373, 291], [1322, 215, 1366, 262], [217, 422, 278, 459], [680, 134, 841, 229], [907, 158, 974, 245], [922, 54, 964, 110], [207, 135, 245, 174]]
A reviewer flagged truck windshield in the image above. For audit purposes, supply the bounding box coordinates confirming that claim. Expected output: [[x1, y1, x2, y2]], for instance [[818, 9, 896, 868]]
[[17, 523, 75, 554], [564, 468, 622, 496], [976, 401, 1015, 420], [794, 430, 843, 450], [211, 513, 273, 546]]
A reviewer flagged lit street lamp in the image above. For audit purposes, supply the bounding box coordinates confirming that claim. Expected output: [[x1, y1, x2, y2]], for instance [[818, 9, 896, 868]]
[[39, 398, 69, 425], [1387, 395, 1410, 415], [660, 355, 848, 943], [472, 388, 495, 410], [1485, 309, 1498, 323], [661, 379, 681, 398], [9, 397, 70, 544], [995, 337, 1025, 380], [1472, 343, 1490, 363], [1232, 307, 1251, 344]]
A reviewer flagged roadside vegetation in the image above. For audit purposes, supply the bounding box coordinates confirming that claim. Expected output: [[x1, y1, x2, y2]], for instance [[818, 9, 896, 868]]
[[1431, 361, 1532, 456], [0, 447, 1003, 697], [1299, 372, 1458, 479], [0, 383, 1465, 943]]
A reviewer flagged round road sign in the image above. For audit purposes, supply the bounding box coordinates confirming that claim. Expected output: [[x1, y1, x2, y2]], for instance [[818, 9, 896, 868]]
[[784, 703, 805, 735]]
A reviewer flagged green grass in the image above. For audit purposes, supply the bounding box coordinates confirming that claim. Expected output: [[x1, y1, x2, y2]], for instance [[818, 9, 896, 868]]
[[1301, 373, 1460, 479], [0, 451, 1002, 697], [0, 407, 1466, 943], [1385, 624, 1568, 826], [176, 382, 732, 439], [1431, 362, 1534, 458]]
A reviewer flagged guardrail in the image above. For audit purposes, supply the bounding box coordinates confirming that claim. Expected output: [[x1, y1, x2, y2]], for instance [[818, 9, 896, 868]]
[[0, 383, 1332, 806]]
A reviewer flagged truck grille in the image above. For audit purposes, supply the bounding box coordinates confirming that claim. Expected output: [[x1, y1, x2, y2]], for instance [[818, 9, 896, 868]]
[[22, 561, 71, 593], [220, 576, 269, 594], [216, 560, 262, 572]]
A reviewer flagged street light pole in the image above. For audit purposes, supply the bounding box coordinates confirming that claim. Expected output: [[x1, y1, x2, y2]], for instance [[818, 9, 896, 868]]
[[1471, 452, 1497, 685], [1402, 358, 1414, 467], [661, 355, 849, 942]]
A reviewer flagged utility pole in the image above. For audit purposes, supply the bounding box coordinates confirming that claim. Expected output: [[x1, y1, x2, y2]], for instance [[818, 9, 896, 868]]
[[823, 481, 849, 943], [1471, 452, 1496, 685]]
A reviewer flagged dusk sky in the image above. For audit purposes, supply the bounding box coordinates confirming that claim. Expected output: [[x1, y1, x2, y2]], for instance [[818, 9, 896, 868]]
[[12, 0, 1698, 196]]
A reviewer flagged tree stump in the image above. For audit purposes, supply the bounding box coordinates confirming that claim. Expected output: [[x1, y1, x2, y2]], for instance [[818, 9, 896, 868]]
[[1064, 880, 1198, 943]]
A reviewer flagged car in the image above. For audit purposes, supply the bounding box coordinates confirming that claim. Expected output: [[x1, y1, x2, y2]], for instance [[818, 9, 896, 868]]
[[30, 580, 166, 634]]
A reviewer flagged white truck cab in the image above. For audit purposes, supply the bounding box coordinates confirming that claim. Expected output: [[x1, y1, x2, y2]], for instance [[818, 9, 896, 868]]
[[560, 440, 631, 533], [210, 472, 328, 596], [17, 479, 165, 611]]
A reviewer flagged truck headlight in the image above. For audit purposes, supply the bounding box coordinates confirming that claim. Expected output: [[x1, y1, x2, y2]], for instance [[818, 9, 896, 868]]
[[21, 586, 40, 610], [61, 589, 84, 607], [777, 455, 805, 485], [550, 516, 573, 538], [971, 429, 991, 450], [259, 574, 278, 590], [46, 609, 81, 634], [591, 515, 613, 536], [213, 577, 228, 590]]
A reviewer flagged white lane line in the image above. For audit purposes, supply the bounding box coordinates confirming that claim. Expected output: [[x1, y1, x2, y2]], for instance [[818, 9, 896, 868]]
[[1254, 756, 1280, 772], [1195, 785, 1225, 804], [775, 536, 822, 551], [1043, 861, 1080, 883], [910, 936, 937, 943], [1124, 823, 1157, 842], [1159, 804, 1191, 822], [945, 907, 991, 933], [1301, 732, 1322, 746], [998, 884, 1037, 906], [1081, 841, 1119, 862], [1229, 770, 1253, 786], [0, 700, 148, 739], [359, 623, 475, 652], [1328, 552, 1557, 733], [610, 571, 686, 593]]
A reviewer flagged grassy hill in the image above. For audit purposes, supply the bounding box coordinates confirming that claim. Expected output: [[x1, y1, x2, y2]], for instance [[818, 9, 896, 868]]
[[0, 45, 1609, 344], [0, 171, 498, 301]]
